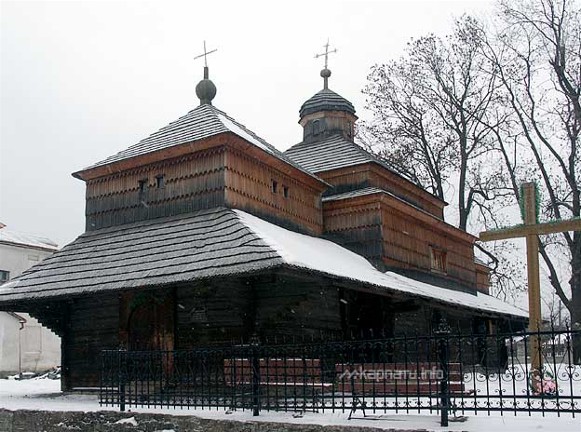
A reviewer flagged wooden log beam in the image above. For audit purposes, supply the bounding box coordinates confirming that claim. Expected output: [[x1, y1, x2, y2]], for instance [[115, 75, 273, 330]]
[[479, 218, 581, 242]]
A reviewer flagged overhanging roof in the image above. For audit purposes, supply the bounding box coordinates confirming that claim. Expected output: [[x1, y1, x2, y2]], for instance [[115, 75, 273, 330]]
[[0, 208, 527, 320]]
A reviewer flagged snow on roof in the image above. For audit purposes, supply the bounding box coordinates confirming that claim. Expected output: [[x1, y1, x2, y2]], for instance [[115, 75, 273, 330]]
[[0, 208, 526, 319], [235, 210, 528, 319], [0, 226, 58, 251], [215, 111, 272, 155]]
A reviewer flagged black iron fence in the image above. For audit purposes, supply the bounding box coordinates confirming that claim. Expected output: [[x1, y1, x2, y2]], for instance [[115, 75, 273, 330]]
[[100, 325, 581, 426]]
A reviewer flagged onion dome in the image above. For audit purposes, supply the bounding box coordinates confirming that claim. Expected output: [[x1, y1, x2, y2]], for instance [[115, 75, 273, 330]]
[[299, 87, 356, 118], [196, 66, 216, 105]]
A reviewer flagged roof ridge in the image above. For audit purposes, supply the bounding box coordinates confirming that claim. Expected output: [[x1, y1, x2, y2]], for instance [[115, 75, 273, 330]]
[[77, 104, 323, 184]]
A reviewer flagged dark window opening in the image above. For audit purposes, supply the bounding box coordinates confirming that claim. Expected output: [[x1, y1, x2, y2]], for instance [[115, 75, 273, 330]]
[[0, 270, 9, 283], [271, 180, 278, 193], [430, 247, 447, 274], [138, 179, 148, 192], [312, 120, 320, 135], [156, 175, 165, 188], [283, 185, 289, 198], [347, 121, 352, 137]]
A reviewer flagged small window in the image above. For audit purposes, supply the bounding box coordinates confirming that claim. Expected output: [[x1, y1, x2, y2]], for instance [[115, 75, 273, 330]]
[[430, 247, 447, 274], [156, 174, 165, 188], [312, 120, 320, 135], [138, 179, 148, 192], [0, 270, 9, 284], [347, 121, 352, 137], [283, 185, 289, 198], [271, 180, 278, 193]]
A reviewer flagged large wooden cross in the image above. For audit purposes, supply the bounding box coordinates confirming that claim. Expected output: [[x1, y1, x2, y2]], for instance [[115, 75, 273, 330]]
[[479, 182, 581, 371]]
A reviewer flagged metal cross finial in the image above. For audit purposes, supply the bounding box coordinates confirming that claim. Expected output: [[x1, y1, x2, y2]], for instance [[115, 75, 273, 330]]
[[314, 38, 337, 69], [194, 40, 218, 68]]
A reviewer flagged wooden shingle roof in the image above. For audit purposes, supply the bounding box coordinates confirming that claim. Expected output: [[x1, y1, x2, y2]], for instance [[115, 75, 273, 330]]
[[284, 135, 387, 173], [77, 104, 318, 181], [299, 88, 356, 118], [0, 208, 283, 302], [0, 208, 526, 319]]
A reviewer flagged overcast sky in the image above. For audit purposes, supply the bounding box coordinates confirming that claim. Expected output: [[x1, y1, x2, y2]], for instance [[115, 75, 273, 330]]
[[1, 0, 494, 247]]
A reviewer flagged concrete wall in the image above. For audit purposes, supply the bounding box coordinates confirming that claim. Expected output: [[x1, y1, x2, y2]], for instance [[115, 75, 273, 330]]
[[0, 242, 61, 377], [0, 242, 54, 279], [0, 313, 60, 377]]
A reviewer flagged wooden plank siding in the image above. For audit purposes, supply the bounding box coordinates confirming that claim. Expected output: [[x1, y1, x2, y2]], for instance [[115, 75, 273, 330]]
[[381, 205, 475, 287], [84, 141, 325, 234], [224, 147, 324, 235], [65, 295, 119, 389], [176, 279, 251, 348], [323, 201, 383, 266], [323, 191, 477, 289], [85, 148, 227, 231], [318, 163, 445, 220], [475, 262, 491, 295], [254, 272, 343, 340]]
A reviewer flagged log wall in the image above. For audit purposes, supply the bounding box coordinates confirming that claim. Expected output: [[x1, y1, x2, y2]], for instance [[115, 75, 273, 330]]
[[176, 279, 251, 347], [254, 273, 343, 340], [65, 295, 119, 389], [175, 274, 344, 347]]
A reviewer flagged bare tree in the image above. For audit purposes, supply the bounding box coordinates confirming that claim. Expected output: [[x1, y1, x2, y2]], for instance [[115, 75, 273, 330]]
[[484, 0, 581, 330], [361, 5, 581, 361], [361, 16, 509, 231], [483, 0, 581, 360], [360, 16, 524, 299]]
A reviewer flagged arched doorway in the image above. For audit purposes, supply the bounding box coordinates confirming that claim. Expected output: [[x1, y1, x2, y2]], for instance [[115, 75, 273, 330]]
[[120, 289, 175, 352]]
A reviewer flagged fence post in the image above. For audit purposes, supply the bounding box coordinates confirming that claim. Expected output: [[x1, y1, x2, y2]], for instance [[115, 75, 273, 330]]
[[117, 349, 126, 412], [250, 334, 261, 417], [435, 318, 450, 427]]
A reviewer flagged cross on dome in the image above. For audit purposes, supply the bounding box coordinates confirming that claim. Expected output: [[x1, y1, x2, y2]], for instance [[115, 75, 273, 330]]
[[194, 40, 218, 105], [194, 40, 218, 68], [314, 39, 337, 89]]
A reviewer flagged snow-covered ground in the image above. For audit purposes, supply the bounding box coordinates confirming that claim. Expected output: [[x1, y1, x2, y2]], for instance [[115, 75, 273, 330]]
[[0, 377, 579, 431]]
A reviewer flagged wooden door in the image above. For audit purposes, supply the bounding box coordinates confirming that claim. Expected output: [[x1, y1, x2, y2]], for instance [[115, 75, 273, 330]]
[[120, 290, 175, 352]]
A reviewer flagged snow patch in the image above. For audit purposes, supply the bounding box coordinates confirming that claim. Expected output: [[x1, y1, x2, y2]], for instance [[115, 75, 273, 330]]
[[216, 112, 273, 155], [115, 416, 138, 425], [0, 378, 579, 431], [0, 226, 58, 250], [235, 209, 528, 318]]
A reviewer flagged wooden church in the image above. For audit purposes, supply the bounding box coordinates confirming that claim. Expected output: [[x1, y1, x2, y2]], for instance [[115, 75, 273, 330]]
[[0, 53, 526, 390]]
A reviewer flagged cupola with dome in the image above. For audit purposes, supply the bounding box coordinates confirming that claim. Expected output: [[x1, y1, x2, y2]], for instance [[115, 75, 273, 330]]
[[299, 67, 358, 143]]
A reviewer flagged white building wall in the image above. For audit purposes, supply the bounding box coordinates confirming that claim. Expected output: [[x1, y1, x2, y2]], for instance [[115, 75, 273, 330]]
[[0, 239, 61, 377]]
